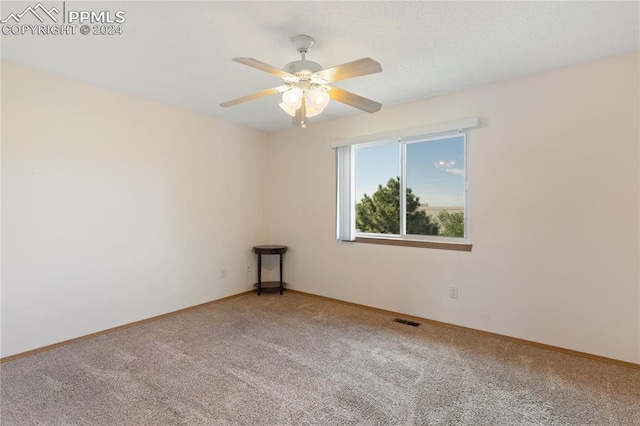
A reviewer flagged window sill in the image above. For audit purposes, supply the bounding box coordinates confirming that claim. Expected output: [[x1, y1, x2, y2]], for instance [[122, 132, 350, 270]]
[[354, 236, 472, 252]]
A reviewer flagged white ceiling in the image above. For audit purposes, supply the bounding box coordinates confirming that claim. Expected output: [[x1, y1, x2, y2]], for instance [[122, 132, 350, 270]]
[[2, 1, 638, 132]]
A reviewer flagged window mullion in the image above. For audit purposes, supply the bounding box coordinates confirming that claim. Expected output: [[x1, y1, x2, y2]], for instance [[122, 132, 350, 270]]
[[400, 141, 407, 236]]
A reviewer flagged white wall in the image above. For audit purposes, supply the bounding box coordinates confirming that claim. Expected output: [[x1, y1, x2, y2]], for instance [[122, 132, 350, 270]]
[[265, 52, 640, 364], [1, 62, 268, 357]]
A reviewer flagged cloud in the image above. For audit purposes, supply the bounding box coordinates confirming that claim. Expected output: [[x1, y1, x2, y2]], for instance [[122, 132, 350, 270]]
[[444, 168, 465, 176], [434, 160, 456, 168]]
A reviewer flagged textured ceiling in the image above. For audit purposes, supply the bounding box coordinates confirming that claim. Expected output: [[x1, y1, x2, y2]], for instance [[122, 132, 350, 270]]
[[2, 1, 638, 132]]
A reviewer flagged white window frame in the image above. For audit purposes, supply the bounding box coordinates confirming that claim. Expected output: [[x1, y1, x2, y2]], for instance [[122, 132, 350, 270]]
[[334, 117, 478, 250]]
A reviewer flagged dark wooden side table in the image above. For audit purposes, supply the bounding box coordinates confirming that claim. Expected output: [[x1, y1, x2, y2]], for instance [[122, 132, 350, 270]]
[[253, 245, 288, 295]]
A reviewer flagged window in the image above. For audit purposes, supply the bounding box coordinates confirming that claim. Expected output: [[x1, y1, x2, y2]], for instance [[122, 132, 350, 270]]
[[335, 118, 477, 250]]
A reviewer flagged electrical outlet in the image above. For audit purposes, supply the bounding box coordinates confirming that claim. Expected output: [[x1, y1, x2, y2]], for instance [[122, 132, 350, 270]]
[[449, 286, 459, 299], [246, 265, 251, 273], [220, 268, 227, 279]]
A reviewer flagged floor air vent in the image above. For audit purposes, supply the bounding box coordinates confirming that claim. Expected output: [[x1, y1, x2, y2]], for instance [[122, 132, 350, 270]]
[[393, 318, 421, 327]]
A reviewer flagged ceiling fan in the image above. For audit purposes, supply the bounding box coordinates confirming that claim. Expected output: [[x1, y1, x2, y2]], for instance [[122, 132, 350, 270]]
[[219, 35, 383, 128]]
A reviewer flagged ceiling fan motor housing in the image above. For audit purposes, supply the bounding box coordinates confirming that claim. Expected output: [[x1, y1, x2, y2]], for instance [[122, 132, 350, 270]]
[[284, 60, 323, 76], [284, 35, 323, 78]]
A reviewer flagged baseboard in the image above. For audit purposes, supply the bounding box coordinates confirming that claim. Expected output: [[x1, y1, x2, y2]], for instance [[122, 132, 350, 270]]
[[0, 290, 254, 364], [288, 289, 640, 370]]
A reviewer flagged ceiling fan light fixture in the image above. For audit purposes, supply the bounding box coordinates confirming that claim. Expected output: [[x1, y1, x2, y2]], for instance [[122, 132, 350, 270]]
[[279, 101, 298, 117], [279, 87, 303, 117], [305, 98, 325, 117], [305, 106, 321, 118], [282, 87, 303, 108], [305, 105, 321, 118], [305, 88, 330, 117], [311, 88, 330, 107]]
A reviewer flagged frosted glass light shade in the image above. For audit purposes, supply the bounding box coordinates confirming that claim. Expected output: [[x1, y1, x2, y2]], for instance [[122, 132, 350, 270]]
[[279, 87, 303, 117], [305, 89, 330, 117], [308, 89, 330, 109], [282, 88, 302, 108], [279, 102, 298, 117]]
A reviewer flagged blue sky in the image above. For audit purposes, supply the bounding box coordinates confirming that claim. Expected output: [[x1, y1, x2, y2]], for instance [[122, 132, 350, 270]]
[[355, 135, 465, 207]]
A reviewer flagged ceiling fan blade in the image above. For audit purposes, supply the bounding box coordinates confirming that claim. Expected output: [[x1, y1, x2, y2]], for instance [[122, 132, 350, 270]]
[[329, 87, 382, 113], [233, 58, 297, 80], [219, 87, 282, 108], [314, 58, 382, 83]]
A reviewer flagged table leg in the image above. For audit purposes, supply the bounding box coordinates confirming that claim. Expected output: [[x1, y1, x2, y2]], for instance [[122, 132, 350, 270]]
[[257, 254, 262, 296], [279, 253, 284, 295]]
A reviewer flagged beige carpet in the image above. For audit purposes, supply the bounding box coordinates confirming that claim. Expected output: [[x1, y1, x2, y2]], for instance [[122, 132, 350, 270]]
[[1, 292, 639, 425]]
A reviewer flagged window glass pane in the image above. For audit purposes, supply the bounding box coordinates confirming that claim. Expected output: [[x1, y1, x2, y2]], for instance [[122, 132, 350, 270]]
[[405, 135, 465, 237], [355, 143, 400, 234]]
